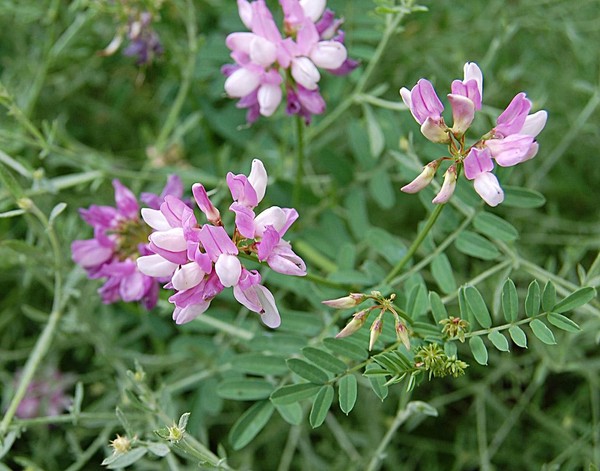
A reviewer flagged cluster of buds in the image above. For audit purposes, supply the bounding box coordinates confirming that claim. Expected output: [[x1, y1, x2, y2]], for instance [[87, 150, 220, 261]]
[[71, 176, 184, 309], [223, 0, 358, 124], [136, 159, 306, 328], [323, 291, 410, 351], [414, 343, 468, 379], [400, 62, 547, 207], [109, 434, 133, 455], [439, 316, 470, 342], [99, 9, 163, 66]]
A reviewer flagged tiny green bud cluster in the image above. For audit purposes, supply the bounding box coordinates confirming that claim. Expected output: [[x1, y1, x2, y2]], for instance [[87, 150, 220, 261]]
[[110, 434, 132, 454], [439, 316, 470, 342], [415, 343, 468, 379]]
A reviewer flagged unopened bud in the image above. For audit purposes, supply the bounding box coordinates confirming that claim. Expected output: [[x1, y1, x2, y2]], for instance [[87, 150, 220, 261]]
[[401, 160, 441, 194], [167, 424, 185, 442], [395, 320, 411, 350], [192, 183, 221, 226], [432, 164, 457, 204], [110, 434, 132, 454], [369, 317, 384, 351], [323, 293, 366, 309], [336, 309, 369, 338]]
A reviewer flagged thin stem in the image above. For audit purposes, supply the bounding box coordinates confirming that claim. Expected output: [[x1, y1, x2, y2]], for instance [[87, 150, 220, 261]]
[[0, 201, 64, 438], [366, 400, 413, 471], [301, 271, 356, 290], [307, 6, 411, 143], [154, 0, 199, 152], [383, 204, 446, 285], [293, 114, 305, 208]]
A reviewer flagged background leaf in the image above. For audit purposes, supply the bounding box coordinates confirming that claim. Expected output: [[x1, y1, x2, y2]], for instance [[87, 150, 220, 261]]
[[529, 319, 557, 345], [464, 286, 492, 328], [229, 401, 275, 450], [469, 336, 488, 365], [338, 375, 358, 415], [309, 385, 334, 428], [508, 326, 528, 348], [455, 231, 500, 260], [502, 279, 519, 322], [553, 287, 597, 313]]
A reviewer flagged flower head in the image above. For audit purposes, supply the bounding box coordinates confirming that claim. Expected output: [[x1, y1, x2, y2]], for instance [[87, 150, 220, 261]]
[[72, 176, 183, 308], [400, 62, 547, 206], [14, 369, 73, 419], [137, 159, 306, 328], [223, 0, 357, 124]]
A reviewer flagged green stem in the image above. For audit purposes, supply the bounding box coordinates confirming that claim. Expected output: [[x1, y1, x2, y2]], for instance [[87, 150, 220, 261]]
[[154, 0, 199, 152], [383, 203, 446, 285], [366, 400, 414, 471], [307, 6, 411, 143], [301, 272, 355, 290], [0, 201, 64, 438], [293, 114, 305, 208]]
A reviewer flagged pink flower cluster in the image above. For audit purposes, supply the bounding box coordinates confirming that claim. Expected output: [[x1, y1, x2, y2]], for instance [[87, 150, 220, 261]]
[[400, 62, 547, 207], [136, 159, 306, 328], [71, 176, 184, 308], [14, 369, 72, 419], [223, 0, 358, 124]]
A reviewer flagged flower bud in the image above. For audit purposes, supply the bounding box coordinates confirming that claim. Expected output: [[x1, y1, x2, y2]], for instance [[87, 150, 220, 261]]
[[401, 160, 440, 194], [110, 435, 132, 454], [335, 309, 369, 338], [368, 316, 383, 351], [395, 320, 411, 350], [192, 183, 221, 225], [432, 165, 457, 204], [322, 293, 366, 309]]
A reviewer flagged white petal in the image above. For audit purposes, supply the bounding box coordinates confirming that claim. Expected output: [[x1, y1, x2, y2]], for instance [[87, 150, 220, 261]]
[[248, 159, 268, 204], [257, 84, 282, 117], [520, 110, 547, 137], [473, 172, 504, 207], [291, 57, 320, 90], [136, 254, 178, 277], [150, 227, 187, 251], [255, 285, 281, 328], [141, 208, 171, 231], [299, 0, 326, 22], [171, 262, 205, 291], [309, 41, 347, 69], [250, 36, 277, 67], [224, 68, 261, 98], [215, 254, 242, 288], [254, 206, 286, 235]]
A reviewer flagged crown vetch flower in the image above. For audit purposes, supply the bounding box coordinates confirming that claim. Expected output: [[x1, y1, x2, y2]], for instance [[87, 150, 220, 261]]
[[137, 159, 306, 328], [72, 177, 183, 308], [223, 0, 357, 124], [14, 369, 73, 419], [399, 62, 547, 206]]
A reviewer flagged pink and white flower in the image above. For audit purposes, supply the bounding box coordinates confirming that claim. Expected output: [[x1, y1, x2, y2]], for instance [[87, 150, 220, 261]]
[[136, 159, 306, 328], [399, 61, 547, 206], [71, 176, 184, 308], [223, 0, 357, 124]]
